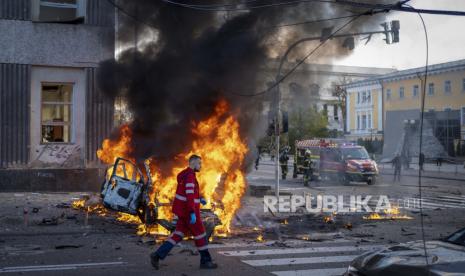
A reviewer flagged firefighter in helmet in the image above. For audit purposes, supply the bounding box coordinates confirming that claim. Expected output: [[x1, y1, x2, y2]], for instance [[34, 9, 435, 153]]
[[279, 147, 290, 180], [303, 149, 313, 186]]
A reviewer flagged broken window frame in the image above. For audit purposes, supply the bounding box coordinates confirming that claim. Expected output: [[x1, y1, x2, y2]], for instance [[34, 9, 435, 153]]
[[31, 0, 87, 23], [40, 82, 73, 144]]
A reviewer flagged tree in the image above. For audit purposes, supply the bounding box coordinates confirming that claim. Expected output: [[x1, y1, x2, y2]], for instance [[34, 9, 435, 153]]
[[287, 106, 328, 149]]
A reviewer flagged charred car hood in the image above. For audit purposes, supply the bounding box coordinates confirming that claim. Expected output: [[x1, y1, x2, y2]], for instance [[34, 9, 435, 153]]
[[351, 240, 465, 276]]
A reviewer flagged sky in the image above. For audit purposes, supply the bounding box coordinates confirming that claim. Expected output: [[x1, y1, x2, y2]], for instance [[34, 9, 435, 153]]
[[336, 0, 465, 70]]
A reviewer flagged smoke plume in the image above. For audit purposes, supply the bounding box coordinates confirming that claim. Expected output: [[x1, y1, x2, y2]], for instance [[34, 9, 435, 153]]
[[98, 0, 394, 173]]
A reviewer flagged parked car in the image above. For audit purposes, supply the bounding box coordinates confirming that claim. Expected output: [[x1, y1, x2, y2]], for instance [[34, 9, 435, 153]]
[[345, 227, 465, 276]]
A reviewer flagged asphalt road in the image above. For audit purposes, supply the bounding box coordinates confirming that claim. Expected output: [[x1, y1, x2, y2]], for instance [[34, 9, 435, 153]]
[[0, 159, 464, 276]]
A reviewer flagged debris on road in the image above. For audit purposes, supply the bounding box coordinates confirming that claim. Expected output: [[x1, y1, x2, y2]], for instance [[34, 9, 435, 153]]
[[55, 245, 83, 249], [55, 203, 71, 209]]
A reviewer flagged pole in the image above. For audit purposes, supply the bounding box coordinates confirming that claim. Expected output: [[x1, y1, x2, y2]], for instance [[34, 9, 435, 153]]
[[275, 123, 280, 197]]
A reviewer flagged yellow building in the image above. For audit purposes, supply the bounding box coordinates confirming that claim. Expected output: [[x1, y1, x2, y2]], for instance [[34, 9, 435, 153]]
[[346, 59, 465, 157], [345, 80, 384, 141]]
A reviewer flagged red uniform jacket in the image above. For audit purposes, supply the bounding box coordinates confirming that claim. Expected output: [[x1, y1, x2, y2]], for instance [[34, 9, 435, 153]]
[[172, 167, 201, 219]]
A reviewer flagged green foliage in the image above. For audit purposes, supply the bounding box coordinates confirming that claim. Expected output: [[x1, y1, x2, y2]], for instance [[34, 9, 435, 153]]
[[357, 138, 384, 154], [287, 106, 328, 148]]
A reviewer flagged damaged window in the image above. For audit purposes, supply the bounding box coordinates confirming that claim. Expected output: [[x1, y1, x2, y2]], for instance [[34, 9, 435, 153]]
[[114, 96, 134, 127], [32, 0, 86, 23], [41, 83, 73, 143]]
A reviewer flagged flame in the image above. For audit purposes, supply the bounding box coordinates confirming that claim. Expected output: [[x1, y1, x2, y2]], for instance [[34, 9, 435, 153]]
[[363, 207, 413, 220], [256, 234, 264, 242], [97, 124, 133, 164], [93, 99, 248, 235], [72, 199, 86, 209], [323, 216, 334, 224]]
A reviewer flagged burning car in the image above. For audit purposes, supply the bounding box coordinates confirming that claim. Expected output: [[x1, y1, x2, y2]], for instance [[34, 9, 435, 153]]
[[100, 157, 221, 237], [345, 227, 465, 276]]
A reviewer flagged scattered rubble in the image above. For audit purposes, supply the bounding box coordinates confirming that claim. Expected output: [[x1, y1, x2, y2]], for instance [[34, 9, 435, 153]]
[[55, 203, 71, 209], [55, 245, 83, 249]]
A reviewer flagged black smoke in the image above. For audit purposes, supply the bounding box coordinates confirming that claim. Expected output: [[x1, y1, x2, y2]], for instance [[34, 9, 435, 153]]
[[98, 0, 394, 174]]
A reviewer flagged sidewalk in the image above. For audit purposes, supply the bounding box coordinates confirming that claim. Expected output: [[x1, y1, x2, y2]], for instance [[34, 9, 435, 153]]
[[379, 163, 465, 182]]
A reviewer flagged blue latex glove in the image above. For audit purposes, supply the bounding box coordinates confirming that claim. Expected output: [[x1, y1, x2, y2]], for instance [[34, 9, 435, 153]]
[[200, 198, 207, 205], [189, 213, 196, 224]]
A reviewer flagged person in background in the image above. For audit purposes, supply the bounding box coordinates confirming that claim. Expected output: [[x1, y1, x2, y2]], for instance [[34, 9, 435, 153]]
[[419, 152, 425, 171], [279, 147, 290, 180], [255, 146, 261, 170], [392, 154, 402, 182]]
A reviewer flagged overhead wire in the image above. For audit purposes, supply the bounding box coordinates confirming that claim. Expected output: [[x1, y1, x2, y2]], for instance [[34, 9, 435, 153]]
[[107, 0, 365, 34], [160, 0, 336, 11], [162, 0, 465, 16], [226, 13, 364, 97]]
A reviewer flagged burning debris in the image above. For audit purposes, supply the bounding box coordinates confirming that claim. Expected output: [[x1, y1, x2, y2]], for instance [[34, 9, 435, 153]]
[[363, 207, 413, 220], [93, 100, 247, 236]]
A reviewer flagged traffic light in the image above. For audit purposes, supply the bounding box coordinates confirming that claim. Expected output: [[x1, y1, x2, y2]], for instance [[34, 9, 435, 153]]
[[267, 120, 275, 136], [320, 27, 334, 42], [381, 20, 400, 44], [342, 37, 355, 50], [391, 20, 400, 43], [282, 111, 288, 134], [380, 22, 392, 44]]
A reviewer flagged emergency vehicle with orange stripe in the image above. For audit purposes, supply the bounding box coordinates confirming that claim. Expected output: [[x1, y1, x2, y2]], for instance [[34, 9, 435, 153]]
[[293, 139, 379, 185]]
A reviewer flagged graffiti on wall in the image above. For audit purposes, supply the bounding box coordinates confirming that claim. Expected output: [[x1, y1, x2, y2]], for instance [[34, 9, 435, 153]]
[[31, 144, 83, 168]]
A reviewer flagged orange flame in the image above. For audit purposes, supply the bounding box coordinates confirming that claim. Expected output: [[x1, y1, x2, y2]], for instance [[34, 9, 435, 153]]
[[363, 207, 413, 220], [96, 99, 248, 235]]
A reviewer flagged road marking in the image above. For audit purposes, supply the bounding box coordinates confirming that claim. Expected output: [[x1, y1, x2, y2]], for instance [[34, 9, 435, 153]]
[[210, 239, 351, 249], [0, 262, 126, 273], [423, 196, 465, 204], [272, 267, 347, 276], [405, 196, 465, 209], [242, 255, 359, 266], [219, 245, 380, 257]]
